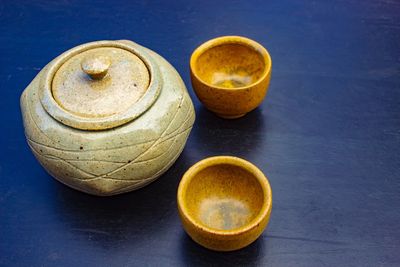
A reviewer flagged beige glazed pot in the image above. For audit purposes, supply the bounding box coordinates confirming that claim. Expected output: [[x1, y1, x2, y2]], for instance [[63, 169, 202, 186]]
[[20, 40, 195, 196]]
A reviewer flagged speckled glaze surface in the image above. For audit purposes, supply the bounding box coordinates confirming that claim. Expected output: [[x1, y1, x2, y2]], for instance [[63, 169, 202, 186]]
[[177, 156, 272, 251], [20, 40, 195, 196], [190, 36, 272, 119]]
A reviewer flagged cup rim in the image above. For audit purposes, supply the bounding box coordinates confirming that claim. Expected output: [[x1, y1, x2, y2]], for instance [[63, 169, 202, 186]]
[[177, 156, 272, 236], [190, 36, 272, 91]]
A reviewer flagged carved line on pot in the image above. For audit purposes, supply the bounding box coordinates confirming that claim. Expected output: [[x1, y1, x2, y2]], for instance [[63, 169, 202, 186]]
[[27, 91, 150, 153], [37, 118, 192, 196], [27, 96, 58, 147], [27, 140, 129, 163], [27, 134, 154, 153], [28, 124, 192, 171], [66, 126, 192, 182], [109, 133, 190, 194], [29, 143, 97, 177], [97, 95, 186, 179], [66, 126, 191, 186], [136, 103, 194, 160], [135, 125, 193, 163], [115, 125, 193, 167], [26, 96, 191, 154], [30, 124, 192, 182], [28, 96, 194, 182]]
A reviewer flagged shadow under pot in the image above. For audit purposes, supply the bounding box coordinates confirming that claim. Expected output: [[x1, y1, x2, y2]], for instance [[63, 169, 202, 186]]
[[20, 40, 195, 196]]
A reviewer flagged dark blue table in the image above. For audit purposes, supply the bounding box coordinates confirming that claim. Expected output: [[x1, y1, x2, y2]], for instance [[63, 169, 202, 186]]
[[1, 1, 399, 266]]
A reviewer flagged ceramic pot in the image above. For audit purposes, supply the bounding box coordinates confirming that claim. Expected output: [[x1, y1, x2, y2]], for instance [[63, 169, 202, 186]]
[[20, 40, 195, 196]]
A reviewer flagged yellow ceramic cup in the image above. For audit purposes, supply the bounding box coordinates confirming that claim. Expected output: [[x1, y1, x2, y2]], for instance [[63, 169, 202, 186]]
[[177, 156, 272, 251], [190, 36, 272, 119]]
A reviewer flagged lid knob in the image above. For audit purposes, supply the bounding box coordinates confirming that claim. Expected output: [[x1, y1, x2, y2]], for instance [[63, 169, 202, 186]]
[[81, 55, 111, 80]]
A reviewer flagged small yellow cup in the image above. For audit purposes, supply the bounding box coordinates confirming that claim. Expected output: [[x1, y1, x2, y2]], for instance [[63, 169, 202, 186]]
[[177, 156, 272, 251], [190, 36, 272, 119]]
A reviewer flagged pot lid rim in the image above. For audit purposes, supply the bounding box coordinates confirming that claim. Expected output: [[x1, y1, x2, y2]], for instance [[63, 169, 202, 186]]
[[39, 40, 161, 131]]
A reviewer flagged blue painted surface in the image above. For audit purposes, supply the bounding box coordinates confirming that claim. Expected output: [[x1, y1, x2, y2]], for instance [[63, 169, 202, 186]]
[[0, 0, 399, 266]]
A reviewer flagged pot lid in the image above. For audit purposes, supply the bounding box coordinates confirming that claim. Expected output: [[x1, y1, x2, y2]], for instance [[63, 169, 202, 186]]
[[39, 41, 161, 130], [52, 47, 149, 118]]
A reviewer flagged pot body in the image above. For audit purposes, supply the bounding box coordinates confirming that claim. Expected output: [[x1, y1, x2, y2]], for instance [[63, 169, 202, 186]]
[[20, 40, 195, 196]]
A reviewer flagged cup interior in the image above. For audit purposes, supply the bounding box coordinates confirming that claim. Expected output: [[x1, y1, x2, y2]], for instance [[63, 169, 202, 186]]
[[183, 164, 265, 231], [193, 42, 267, 89]]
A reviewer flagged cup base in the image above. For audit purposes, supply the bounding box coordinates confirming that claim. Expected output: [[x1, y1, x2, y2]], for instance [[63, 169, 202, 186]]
[[215, 113, 246, 119]]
